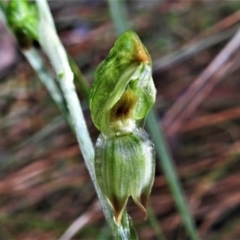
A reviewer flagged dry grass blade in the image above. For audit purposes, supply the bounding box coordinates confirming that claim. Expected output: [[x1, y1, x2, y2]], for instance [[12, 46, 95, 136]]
[[180, 107, 240, 133], [163, 27, 240, 136], [58, 201, 101, 240]]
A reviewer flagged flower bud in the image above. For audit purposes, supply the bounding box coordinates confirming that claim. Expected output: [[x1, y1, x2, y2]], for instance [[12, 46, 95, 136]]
[[90, 31, 156, 135], [95, 128, 155, 225], [90, 31, 156, 225], [6, 0, 39, 48]]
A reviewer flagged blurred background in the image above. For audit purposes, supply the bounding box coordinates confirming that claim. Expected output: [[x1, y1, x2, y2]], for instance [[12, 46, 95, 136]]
[[1, 0, 240, 239]]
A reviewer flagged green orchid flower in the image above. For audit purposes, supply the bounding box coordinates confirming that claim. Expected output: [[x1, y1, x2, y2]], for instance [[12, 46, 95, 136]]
[[90, 31, 156, 225]]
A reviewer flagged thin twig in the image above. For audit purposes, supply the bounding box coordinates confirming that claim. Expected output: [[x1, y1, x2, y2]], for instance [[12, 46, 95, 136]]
[[174, 54, 240, 135], [154, 9, 240, 72], [163, 27, 240, 136], [180, 107, 240, 133], [153, 25, 238, 73], [59, 201, 101, 240], [191, 9, 240, 42]]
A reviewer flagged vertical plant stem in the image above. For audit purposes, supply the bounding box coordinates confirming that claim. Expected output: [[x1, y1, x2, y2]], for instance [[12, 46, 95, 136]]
[[0, 2, 6, 22], [0, 3, 75, 132], [147, 206, 166, 240], [68, 56, 90, 100], [36, 1, 137, 239], [23, 48, 73, 128], [146, 109, 199, 240], [107, 0, 129, 34]]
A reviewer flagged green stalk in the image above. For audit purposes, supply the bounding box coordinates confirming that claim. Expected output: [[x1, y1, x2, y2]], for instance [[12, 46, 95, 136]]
[[68, 56, 90, 100], [23, 48, 73, 129], [0, 2, 72, 129], [35, 1, 137, 239], [147, 206, 166, 240], [107, 0, 129, 35], [0, 2, 6, 21], [146, 110, 199, 240], [107, 0, 200, 239]]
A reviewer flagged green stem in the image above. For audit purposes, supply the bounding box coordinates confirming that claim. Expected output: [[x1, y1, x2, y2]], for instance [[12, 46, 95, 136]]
[[0, 2, 72, 130], [146, 109, 199, 240], [147, 206, 166, 240], [23, 48, 73, 129], [36, 1, 137, 239], [68, 56, 90, 100], [0, 1, 6, 22], [107, 0, 129, 34]]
